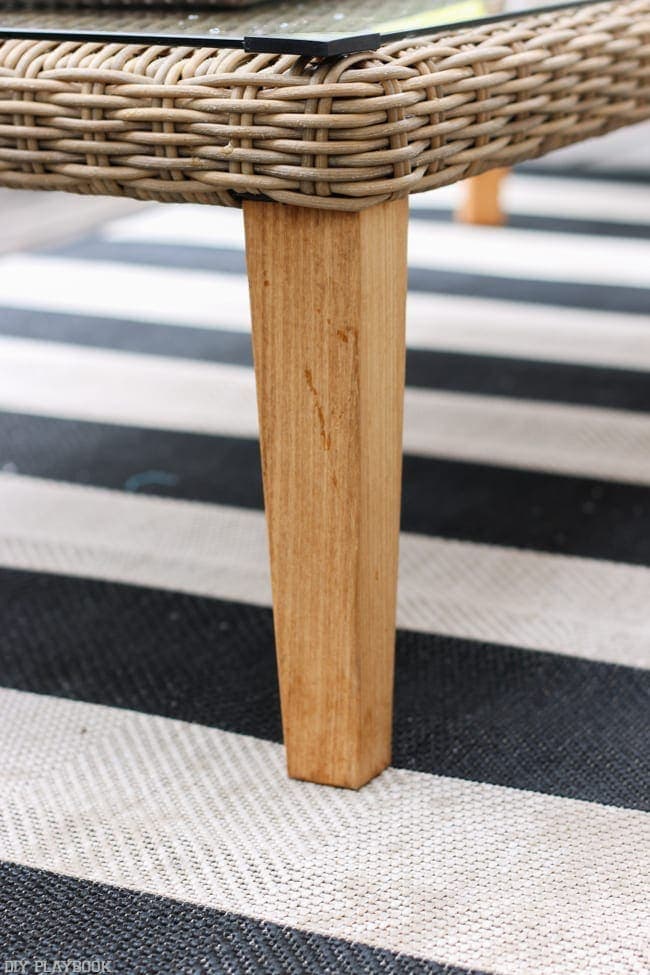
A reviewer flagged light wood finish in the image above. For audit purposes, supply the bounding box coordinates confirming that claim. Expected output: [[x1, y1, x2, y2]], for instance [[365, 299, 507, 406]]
[[244, 198, 408, 789], [457, 168, 510, 226]]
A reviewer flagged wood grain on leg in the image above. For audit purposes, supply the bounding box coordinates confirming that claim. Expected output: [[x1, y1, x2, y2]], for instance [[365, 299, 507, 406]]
[[244, 199, 408, 789], [457, 167, 509, 225]]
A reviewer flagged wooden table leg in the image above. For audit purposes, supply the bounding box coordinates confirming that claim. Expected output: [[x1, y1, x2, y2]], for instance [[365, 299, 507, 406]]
[[457, 167, 510, 226], [244, 199, 408, 789]]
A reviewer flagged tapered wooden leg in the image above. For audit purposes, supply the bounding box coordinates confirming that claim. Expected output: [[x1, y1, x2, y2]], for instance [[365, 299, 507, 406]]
[[244, 199, 408, 789], [457, 167, 509, 225]]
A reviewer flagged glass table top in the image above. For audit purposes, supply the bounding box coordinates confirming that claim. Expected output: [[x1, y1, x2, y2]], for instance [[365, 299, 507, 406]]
[[0, 0, 596, 55]]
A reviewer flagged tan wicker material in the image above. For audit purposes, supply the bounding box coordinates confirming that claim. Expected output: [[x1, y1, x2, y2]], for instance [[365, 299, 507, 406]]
[[0, 0, 648, 210]]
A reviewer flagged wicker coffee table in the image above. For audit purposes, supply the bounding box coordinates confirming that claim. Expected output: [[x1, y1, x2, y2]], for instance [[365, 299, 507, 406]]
[[1, 0, 648, 789]]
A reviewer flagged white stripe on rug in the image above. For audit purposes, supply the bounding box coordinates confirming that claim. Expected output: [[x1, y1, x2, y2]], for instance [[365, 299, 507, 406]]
[[1, 473, 648, 669], [0, 687, 647, 975], [100, 203, 650, 288], [404, 221, 648, 287], [404, 295, 650, 372], [2, 336, 650, 484], [1, 255, 649, 373], [408, 173, 650, 224], [0, 255, 252, 330]]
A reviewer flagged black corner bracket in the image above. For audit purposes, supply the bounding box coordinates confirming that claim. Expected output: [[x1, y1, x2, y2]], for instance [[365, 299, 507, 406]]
[[243, 32, 381, 56]]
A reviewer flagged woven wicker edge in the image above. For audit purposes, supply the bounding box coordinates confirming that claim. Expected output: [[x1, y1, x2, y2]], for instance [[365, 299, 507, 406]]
[[0, 0, 648, 209]]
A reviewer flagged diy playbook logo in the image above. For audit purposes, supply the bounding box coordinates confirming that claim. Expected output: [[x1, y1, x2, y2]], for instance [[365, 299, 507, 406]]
[[4, 962, 111, 973]]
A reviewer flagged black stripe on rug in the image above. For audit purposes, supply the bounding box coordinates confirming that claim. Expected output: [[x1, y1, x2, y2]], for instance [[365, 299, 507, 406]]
[[3, 411, 650, 566], [38, 240, 650, 316], [0, 306, 255, 366], [406, 267, 650, 315], [517, 164, 650, 185], [1, 568, 648, 810], [3, 307, 650, 413], [0, 862, 476, 975], [404, 349, 650, 412]]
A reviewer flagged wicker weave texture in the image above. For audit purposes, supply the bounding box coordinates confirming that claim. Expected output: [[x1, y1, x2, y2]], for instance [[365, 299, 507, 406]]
[[0, 0, 648, 210]]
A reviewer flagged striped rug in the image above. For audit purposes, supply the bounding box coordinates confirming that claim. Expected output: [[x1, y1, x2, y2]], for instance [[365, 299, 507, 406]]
[[0, 166, 649, 975]]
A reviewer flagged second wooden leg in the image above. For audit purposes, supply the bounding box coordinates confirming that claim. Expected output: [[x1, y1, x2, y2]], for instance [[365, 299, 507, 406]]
[[244, 198, 408, 789], [457, 167, 509, 225]]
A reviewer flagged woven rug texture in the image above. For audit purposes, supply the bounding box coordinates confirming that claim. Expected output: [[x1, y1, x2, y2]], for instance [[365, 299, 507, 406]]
[[0, 143, 649, 975]]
